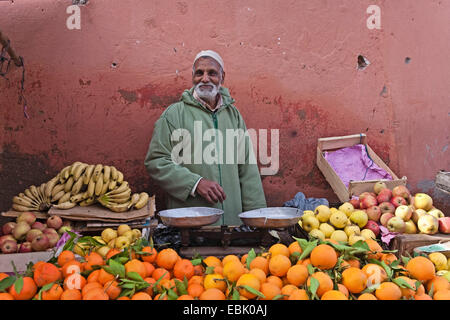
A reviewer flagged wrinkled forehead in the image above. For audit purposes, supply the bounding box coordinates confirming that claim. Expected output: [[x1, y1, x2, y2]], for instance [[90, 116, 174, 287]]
[[193, 57, 223, 73]]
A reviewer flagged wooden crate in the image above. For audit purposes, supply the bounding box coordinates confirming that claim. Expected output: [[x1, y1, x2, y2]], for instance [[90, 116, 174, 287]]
[[0, 250, 54, 273], [316, 133, 407, 202], [390, 233, 450, 258]]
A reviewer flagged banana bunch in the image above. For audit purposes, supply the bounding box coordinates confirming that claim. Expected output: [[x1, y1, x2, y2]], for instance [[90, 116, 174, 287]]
[[12, 161, 150, 213]]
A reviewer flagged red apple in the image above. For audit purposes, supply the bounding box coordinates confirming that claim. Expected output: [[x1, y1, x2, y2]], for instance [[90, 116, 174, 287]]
[[366, 206, 382, 222], [43, 228, 58, 236], [359, 192, 377, 201], [16, 212, 36, 225], [360, 195, 378, 209], [31, 235, 50, 252], [12, 222, 31, 241], [364, 220, 380, 237], [376, 188, 392, 203], [379, 202, 396, 214], [31, 221, 46, 232], [392, 185, 410, 200], [438, 217, 450, 234], [380, 212, 395, 227], [26, 229, 43, 243], [391, 196, 407, 208], [349, 198, 360, 209], [0, 235, 16, 247], [2, 222, 17, 235], [46, 233, 60, 248], [47, 216, 63, 230], [1, 240, 18, 254], [373, 182, 388, 195], [18, 242, 32, 253]]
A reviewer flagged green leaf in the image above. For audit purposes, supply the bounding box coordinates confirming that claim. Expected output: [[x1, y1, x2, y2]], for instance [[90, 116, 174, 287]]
[[183, 276, 189, 291], [393, 278, 414, 290], [190, 258, 202, 266], [120, 283, 136, 290], [205, 266, 215, 275], [298, 239, 318, 260], [158, 291, 167, 300], [361, 283, 380, 294], [167, 288, 179, 300], [174, 279, 188, 296], [127, 272, 144, 282], [231, 288, 240, 300], [239, 285, 265, 299], [38, 282, 55, 300], [14, 277, 24, 295], [307, 264, 315, 276], [272, 294, 286, 300], [109, 258, 126, 278], [401, 255, 410, 266], [154, 271, 168, 287], [428, 284, 434, 298], [0, 276, 16, 292], [352, 240, 370, 251], [308, 276, 320, 300], [246, 248, 257, 269], [414, 281, 422, 293], [293, 237, 309, 251]]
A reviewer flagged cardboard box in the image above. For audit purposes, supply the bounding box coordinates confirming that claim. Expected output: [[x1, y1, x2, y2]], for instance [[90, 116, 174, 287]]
[[390, 233, 450, 258], [0, 250, 55, 273], [316, 133, 407, 203]]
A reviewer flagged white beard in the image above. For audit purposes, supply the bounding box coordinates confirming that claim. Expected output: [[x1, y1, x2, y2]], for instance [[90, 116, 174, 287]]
[[194, 82, 220, 101]]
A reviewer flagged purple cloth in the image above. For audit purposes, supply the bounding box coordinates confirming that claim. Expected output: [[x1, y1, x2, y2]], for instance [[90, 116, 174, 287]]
[[324, 144, 392, 188]]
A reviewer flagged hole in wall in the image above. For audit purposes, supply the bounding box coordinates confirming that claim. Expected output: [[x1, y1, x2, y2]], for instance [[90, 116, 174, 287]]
[[357, 55, 370, 70]]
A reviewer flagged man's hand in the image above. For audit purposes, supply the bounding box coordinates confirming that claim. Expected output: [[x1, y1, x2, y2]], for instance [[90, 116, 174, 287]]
[[196, 179, 226, 204]]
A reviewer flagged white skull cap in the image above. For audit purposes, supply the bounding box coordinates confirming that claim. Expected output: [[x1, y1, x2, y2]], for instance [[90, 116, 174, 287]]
[[194, 50, 225, 71]]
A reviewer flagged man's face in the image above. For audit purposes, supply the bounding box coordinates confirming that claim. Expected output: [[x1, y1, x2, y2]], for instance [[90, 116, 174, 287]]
[[192, 57, 224, 101]]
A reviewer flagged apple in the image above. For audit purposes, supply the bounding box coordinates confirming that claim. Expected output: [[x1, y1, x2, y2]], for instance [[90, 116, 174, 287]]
[[404, 220, 418, 234], [0, 235, 16, 247], [315, 205, 331, 223], [412, 209, 428, 224], [96, 246, 111, 258], [12, 222, 31, 241], [417, 215, 439, 235], [115, 236, 131, 250], [413, 193, 433, 211], [349, 198, 360, 209], [1, 240, 18, 254], [18, 242, 32, 253], [46, 233, 60, 248], [132, 229, 142, 240], [26, 229, 43, 243], [2, 222, 17, 235], [428, 208, 445, 219], [301, 215, 320, 232], [373, 182, 388, 195], [43, 228, 58, 236], [31, 235, 50, 251], [391, 196, 407, 208], [395, 205, 413, 221], [392, 185, 410, 199], [31, 221, 46, 231], [360, 195, 378, 209], [16, 212, 36, 225], [438, 217, 450, 234], [117, 224, 132, 237], [379, 202, 396, 214], [387, 216, 406, 233], [376, 188, 392, 203], [364, 220, 380, 237], [47, 216, 63, 230], [380, 212, 395, 227], [366, 206, 382, 222], [101, 228, 118, 243], [58, 226, 72, 235]]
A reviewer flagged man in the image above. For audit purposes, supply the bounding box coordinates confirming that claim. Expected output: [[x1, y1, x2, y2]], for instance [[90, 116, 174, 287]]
[[144, 50, 266, 226]]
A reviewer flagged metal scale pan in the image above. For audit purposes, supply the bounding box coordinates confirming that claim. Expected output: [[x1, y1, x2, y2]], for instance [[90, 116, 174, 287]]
[[158, 207, 224, 228], [239, 207, 303, 229]]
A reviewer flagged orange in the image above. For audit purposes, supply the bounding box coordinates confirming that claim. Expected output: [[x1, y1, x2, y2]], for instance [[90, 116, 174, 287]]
[[362, 264, 387, 285], [0, 293, 14, 300], [365, 239, 383, 260], [259, 282, 281, 300], [269, 243, 290, 258], [8, 277, 37, 300], [104, 280, 121, 300], [82, 288, 109, 300], [307, 272, 333, 298], [341, 267, 367, 294], [406, 256, 435, 282], [281, 284, 297, 300], [249, 268, 266, 284], [310, 244, 337, 270], [143, 277, 156, 296], [375, 282, 402, 300], [117, 296, 131, 300], [125, 259, 147, 279], [41, 283, 63, 300], [193, 264, 204, 276], [236, 274, 261, 299], [414, 293, 432, 300], [83, 252, 105, 271], [98, 268, 115, 285], [358, 293, 377, 300], [188, 275, 204, 286], [173, 259, 195, 280], [249, 256, 269, 275], [141, 246, 158, 263], [203, 256, 222, 268], [188, 283, 205, 298], [396, 276, 424, 299], [61, 260, 83, 278], [337, 284, 349, 298], [177, 294, 195, 300], [199, 288, 226, 300], [223, 260, 246, 282], [105, 248, 121, 260], [57, 250, 75, 267], [81, 282, 103, 296], [347, 259, 361, 269], [204, 273, 226, 292], [288, 288, 309, 300], [63, 273, 86, 290], [0, 272, 9, 282], [288, 241, 302, 256], [286, 264, 308, 286], [381, 253, 398, 265], [241, 254, 248, 265], [32, 261, 45, 272], [432, 289, 450, 300], [156, 248, 179, 270], [33, 263, 62, 287], [222, 255, 241, 266], [321, 290, 348, 300], [268, 254, 291, 277], [143, 262, 155, 278], [152, 268, 170, 281], [157, 279, 176, 292], [60, 289, 82, 300], [266, 276, 283, 289], [154, 293, 168, 300], [426, 276, 450, 293], [87, 269, 101, 283], [297, 258, 312, 266]]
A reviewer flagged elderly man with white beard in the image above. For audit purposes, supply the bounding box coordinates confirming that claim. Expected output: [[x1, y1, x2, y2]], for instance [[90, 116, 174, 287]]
[[144, 50, 267, 226]]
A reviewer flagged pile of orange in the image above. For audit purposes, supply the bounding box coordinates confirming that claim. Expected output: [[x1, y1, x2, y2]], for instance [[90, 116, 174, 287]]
[[0, 237, 449, 300]]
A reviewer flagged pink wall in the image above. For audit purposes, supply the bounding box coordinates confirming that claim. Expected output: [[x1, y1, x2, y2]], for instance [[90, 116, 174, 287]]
[[0, 0, 448, 213]]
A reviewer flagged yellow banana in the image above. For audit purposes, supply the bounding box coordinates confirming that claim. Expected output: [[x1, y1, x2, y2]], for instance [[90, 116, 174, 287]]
[[18, 193, 40, 207], [58, 192, 71, 204], [51, 184, 65, 198], [53, 201, 76, 210], [108, 180, 117, 191], [82, 164, 95, 185], [13, 195, 37, 208], [52, 190, 65, 202], [70, 162, 82, 175], [87, 178, 96, 197], [128, 193, 140, 209], [110, 166, 118, 180], [13, 203, 36, 212], [24, 188, 37, 202], [30, 185, 41, 202], [92, 164, 103, 183], [73, 163, 88, 181], [80, 197, 95, 207], [70, 193, 86, 203], [134, 192, 149, 210], [100, 181, 109, 196], [59, 165, 71, 184], [71, 177, 84, 195], [64, 177, 75, 193], [117, 171, 124, 184], [103, 166, 111, 183], [45, 176, 59, 198], [95, 173, 104, 196], [106, 201, 131, 213], [107, 181, 129, 195]]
